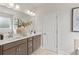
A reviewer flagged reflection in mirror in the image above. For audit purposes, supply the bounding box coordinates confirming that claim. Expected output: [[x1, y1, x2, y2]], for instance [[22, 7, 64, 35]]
[[0, 16, 11, 28], [13, 16, 33, 36], [0, 14, 12, 34], [0, 14, 13, 38]]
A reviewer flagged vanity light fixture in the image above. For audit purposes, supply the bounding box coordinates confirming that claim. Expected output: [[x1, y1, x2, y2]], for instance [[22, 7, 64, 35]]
[[25, 10, 36, 16]]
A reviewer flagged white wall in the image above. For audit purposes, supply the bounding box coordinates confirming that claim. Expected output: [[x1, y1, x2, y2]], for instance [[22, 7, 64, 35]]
[[57, 4, 79, 54], [37, 4, 79, 55], [38, 8, 57, 52], [58, 6, 74, 54]]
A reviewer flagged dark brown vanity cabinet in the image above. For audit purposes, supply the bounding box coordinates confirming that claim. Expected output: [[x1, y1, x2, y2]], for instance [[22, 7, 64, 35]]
[[0, 35, 41, 55], [3, 43, 27, 55], [2, 39, 27, 55]]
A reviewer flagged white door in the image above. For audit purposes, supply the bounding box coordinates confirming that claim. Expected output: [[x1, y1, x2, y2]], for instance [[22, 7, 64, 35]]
[[41, 10, 57, 52]]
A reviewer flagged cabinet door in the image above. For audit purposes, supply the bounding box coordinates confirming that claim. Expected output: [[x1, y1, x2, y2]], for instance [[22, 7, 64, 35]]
[[3, 47, 17, 55], [33, 35, 41, 52], [27, 47, 32, 55], [27, 37, 33, 55], [37, 35, 41, 48], [0, 46, 2, 55], [33, 38, 37, 51], [33, 36, 39, 52], [16, 43, 26, 55], [0, 49, 1, 55]]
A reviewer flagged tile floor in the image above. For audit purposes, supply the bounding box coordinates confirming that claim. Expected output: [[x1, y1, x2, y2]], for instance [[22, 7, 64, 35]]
[[31, 48, 57, 55]]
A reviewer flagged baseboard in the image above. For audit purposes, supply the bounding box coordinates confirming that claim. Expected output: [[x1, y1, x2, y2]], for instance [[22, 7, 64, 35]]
[[40, 47, 72, 55], [40, 47, 57, 53], [58, 50, 71, 55]]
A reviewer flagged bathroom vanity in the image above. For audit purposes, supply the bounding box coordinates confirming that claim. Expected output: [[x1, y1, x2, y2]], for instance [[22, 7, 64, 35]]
[[0, 5, 41, 55], [0, 34, 41, 55]]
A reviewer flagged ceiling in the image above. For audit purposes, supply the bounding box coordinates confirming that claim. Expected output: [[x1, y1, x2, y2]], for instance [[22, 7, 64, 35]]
[[16, 3, 79, 12], [1, 3, 79, 15], [16, 3, 47, 12]]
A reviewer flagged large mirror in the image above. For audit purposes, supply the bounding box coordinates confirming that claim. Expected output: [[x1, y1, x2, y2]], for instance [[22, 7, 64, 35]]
[[0, 4, 33, 37], [0, 12, 13, 34]]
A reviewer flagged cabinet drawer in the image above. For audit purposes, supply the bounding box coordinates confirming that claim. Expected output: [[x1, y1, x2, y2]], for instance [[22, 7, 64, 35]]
[[33, 35, 40, 39], [38, 35, 41, 39], [3, 39, 26, 50], [33, 36, 38, 39], [27, 37, 32, 42]]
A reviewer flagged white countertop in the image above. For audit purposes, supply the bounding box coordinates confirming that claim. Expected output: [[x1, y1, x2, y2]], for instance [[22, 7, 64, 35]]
[[0, 33, 41, 45]]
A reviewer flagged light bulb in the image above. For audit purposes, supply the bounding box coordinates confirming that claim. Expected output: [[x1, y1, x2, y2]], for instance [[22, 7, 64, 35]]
[[27, 10, 30, 14], [25, 10, 36, 16], [15, 5, 20, 9], [9, 3, 14, 8], [32, 13, 36, 16]]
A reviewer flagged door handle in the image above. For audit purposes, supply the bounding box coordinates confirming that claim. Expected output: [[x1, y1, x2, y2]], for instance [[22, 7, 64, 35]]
[[43, 33, 46, 35]]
